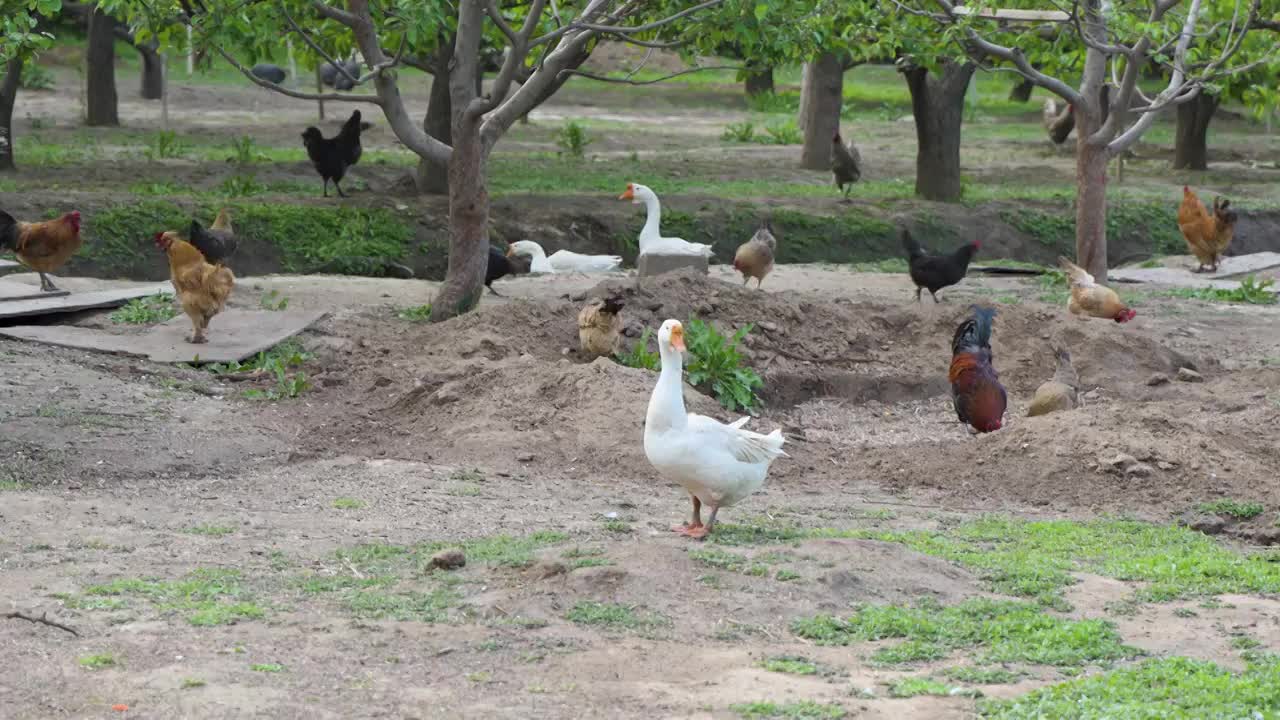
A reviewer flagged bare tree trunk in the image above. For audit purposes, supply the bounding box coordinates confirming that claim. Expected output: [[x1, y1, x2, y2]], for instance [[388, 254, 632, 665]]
[[0, 57, 21, 172], [796, 63, 810, 130], [84, 8, 119, 126], [415, 39, 453, 195], [1173, 93, 1219, 171], [744, 67, 774, 96], [137, 42, 164, 100], [799, 52, 843, 170], [902, 60, 974, 202]]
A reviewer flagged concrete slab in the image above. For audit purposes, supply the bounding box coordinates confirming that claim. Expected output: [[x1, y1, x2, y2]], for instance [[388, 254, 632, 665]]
[[0, 259, 20, 273], [0, 309, 327, 364], [638, 252, 709, 278], [1112, 252, 1280, 287], [0, 280, 69, 302], [0, 284, 172, 320]]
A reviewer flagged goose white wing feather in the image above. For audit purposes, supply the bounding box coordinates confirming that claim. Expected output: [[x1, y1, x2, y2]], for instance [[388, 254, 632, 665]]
[[687, 414, 788, 465]]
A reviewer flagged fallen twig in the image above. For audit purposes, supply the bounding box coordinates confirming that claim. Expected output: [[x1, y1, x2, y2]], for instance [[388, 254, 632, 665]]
[[5, 610, 79, 636]]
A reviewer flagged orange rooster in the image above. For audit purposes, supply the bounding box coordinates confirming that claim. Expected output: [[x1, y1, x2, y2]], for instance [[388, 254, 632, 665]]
[[949, 306, 1007, 434], [0, 210, 83, 292], [1059, 257, 1137, 323], [1178, 186, 1237, 273], [154, 231, 234, 344]]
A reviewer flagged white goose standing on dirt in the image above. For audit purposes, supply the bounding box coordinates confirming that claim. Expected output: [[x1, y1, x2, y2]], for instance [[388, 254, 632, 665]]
[[644, 319, 787, 539]]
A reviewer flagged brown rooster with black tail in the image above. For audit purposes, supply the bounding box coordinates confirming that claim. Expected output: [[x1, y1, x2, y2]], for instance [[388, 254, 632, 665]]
[[949, 306, 1007, 434]]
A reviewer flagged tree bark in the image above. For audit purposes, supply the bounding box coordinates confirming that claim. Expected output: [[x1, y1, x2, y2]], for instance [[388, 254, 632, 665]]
[[137, 41, 164, 100], [1073, 92, 1110, 282], [799, 53, 843, 170], [415, 38, 453, 195], [84, 7, 119, 126], [1173, 92, 1219, 171], [744, 67, 774, 96], [0, 57, 21, 172], [797, 64, 809, 130], [902, 60, 975, 202]]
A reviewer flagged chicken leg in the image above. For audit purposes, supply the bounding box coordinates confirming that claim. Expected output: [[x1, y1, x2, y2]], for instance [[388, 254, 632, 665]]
[[321, 178, 329, 198], [37, 272, 62, 293], [914, 286, 922, 303], [929, 289, 941, 303], [334, 179, 348, 198], [673, 495, 706, 538]]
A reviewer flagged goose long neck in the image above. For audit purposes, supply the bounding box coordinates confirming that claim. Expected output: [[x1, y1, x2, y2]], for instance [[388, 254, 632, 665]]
[[640, 191, 662, 240], [647, 340, 688, 431]]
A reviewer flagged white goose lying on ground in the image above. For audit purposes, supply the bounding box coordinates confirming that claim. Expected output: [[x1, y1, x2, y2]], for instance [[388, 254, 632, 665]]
[[644, 319, 787, 539], [507, 240, 622, 273], [619, 183, 714, 257]]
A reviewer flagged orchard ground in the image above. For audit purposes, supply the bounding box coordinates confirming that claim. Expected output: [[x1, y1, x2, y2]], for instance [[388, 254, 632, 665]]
[[2, 43, 1280, 719]]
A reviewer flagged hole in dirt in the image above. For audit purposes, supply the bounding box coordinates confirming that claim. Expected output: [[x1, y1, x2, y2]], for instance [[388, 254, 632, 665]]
[[763, 370, 950, 409]]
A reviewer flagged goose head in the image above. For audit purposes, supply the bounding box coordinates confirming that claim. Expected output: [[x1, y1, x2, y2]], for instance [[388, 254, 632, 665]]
[[618, 182, 654, 205], [657, 318, 686, 356], [506, 240, 547, 260]]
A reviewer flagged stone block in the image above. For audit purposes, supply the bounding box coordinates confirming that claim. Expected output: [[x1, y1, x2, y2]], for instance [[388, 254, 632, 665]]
[[637, 252, 708, 278]]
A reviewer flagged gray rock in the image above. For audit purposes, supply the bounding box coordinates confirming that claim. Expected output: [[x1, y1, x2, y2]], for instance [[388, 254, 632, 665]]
[[1146, 373, 1170, 386], [1125, 463, 1155, 478], [637, 253, 708, 278], [1177, 367, 1204, 383]]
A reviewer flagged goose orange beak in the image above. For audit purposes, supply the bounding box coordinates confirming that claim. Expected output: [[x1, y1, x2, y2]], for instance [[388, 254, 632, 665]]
[[670, 325, 685, 352], [505, 245, 516, 257], [618, 184, 635, 201]]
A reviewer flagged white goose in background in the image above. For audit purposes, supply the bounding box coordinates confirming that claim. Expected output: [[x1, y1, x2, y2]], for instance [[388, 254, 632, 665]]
[[619, 183, 714, 257], [506, 240, 622, 273], [644, 319, 787, 539]]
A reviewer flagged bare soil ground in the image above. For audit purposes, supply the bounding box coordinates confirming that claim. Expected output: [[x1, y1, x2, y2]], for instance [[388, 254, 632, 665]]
[[3, 261, 1280, 719]]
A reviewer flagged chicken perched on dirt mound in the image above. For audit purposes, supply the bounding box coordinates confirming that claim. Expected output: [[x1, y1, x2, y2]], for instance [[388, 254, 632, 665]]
[[155, 231, 235, 344], [733, 217, 777, 289], [950, 306, 1007, 434], [0, 209, 82, 292], [301, 109, 373, 198], [187, 208, 238, 266], [1028, 346, 1080, 417], [1178, 186, 1237, 273], [1059, 256, 1136, 323], [578, 294, 625, 359], [831, 131, 862, 200], [901, 228, 979, 303]]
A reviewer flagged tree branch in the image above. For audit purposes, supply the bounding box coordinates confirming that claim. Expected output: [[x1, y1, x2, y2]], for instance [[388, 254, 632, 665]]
[[1106, 0, 1204, 154], [476, 0, 548, 116], [927, 0, 1083, 105], [5, 610, 79, 636], [311, 0, 358, 26], [212, 46, 381, 102], [282, 2, 358, 85], [561, 65, 741, 85]]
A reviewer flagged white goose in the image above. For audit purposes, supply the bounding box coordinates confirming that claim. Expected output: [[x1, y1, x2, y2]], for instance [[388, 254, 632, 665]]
[[507, 240, 622, 273], [618, 183, 714, 257], [644, 319, 787, 539]]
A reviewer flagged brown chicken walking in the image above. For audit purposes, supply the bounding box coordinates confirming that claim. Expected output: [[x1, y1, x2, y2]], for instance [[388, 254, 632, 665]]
[[733, 218, 777, 289], [1178, 186, 1237, 273], [155, 231, 235, 344], [0, 209, 82, 292]]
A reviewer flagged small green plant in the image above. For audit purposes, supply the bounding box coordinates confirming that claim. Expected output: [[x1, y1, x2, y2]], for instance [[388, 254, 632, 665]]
[[250, 663, 284, 673], [888, 677, 959, 698], [110, 293, 177, 325], [210, 340, 312, 401], [614, 327, 660, 371], [19, 61, 54, 90], [684, 318, 763, 411], [565, 601, 667, 632], [146, 130, 188, 160], [332, 498, 365, 510], [760, 119, 802, 145], [730, 700, 846, 719], [1165, 275, 1277, 305], [180, 677, 206, 689], [760, 656, 819, 675], [221, 174, 267, 197], [396, 304, 433, 322], [940, 666, 1024, 684], [602, 519, 632, 533], [259, 290, 289, 311], [78, 654, 117, 670], [555, 120, 591, 158], [184, 524, 236, 537], [721, 121, 757, 143], [228, 135, 268, 165], [1198, 499, 1265, 520]]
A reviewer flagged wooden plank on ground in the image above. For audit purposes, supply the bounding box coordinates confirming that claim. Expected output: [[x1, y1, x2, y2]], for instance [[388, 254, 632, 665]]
[[0, 284, 172, 320], [0, 280, 70, 301], [0, 309, 327, 364]]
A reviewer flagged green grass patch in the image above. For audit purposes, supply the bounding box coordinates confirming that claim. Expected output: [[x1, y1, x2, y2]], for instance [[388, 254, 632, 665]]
[[343, 587, 458, 622], [1160, 275, 1277, 305], [565, 601, 668, 632], [250, 663, 284, 673], [979, 656, 1280, 719], [888, 677, 960, 698], [941, 666, 1026, 684], [81, 568, 266, 626], [78, 653, 117, 670], [760, 656, 819, 675], [109, 293, 177, 324], [730, 700, 847, 719], [180, 677, 206, 689], [206, 339, 312, 400], [332, 497, 365, 510], [602, 519, 632, 533], [1197, 499, 1266, 520], [792, 598, 1139, 667], [0, 479, 26, 491], [396, 304, 433, 322]]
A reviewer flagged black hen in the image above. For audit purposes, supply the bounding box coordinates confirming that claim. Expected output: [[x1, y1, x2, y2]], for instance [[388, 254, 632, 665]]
[[486, 245, 516, 296], [187, 209, 237, 266], [901, 228, 980, 303], [301, 110, 373, 198]]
